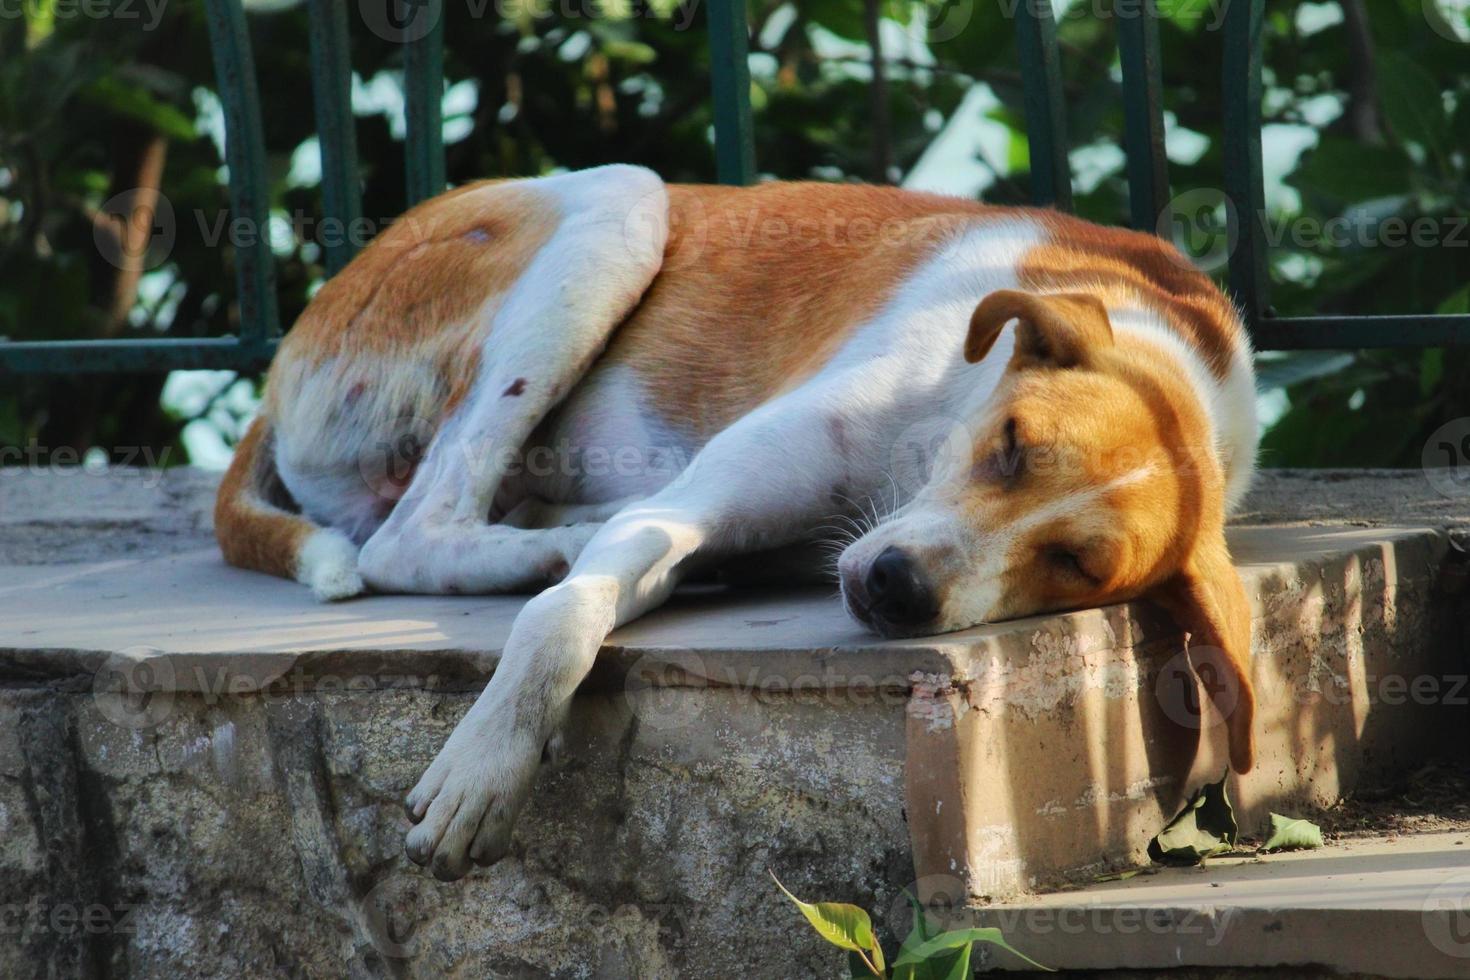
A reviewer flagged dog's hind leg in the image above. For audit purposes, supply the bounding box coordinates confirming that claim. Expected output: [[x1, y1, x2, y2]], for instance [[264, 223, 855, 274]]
[[357, 166, 669, 594]]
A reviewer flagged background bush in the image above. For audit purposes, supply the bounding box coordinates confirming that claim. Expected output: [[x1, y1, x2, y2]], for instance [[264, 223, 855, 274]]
[[0, 0, 1466, 468]]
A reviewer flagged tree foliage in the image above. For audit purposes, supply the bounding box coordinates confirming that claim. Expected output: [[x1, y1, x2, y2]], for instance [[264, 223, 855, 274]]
[[0, 0, 1466, 466]]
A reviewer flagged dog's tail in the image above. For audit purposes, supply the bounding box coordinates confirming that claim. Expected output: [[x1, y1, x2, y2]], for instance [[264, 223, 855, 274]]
[[214, 415, 364, 601]]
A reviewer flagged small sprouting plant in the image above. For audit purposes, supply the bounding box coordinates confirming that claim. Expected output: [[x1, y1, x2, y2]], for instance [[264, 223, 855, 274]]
[[772, 873, 1052, 978]]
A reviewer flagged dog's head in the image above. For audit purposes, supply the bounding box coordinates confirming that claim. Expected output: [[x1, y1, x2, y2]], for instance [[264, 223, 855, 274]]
[[838, 289, 1255, 771]]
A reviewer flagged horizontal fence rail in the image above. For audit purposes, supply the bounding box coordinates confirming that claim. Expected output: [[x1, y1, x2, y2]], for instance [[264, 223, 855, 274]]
[[1, 0, 1465, 376]]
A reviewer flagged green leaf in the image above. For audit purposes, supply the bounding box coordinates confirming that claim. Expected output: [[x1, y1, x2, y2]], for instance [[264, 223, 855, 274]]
[[1288, 138, 1413, 204], [1254, 351, 1356, 392], [893, 889, 972, 980], [601, 40, 657, 65], [1376, 52, 1445, 157], [81, 77, 195, 140], [894, 939, 971, 980], [893, 927, 1053, 972], [771, 874, 885, 975], [1147, 771, 1238, 865], [1260, 813, 1324, 853], [1092, 868, 1151, 883]]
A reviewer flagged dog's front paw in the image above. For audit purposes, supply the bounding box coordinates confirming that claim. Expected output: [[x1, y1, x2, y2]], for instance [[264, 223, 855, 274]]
[[403, 720, 543, 880]]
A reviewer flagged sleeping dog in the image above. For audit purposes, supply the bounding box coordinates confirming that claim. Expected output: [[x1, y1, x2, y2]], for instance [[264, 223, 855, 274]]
[[215, 166, 1258, 881]]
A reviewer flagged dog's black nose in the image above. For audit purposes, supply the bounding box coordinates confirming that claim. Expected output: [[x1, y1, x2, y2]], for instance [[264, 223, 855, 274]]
[[864, 546, 938, 628]]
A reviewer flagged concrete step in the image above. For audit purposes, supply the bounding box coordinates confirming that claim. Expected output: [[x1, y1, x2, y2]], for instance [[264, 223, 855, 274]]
[[970, 831, 1470, 979], [0, 467, 1466, 977]]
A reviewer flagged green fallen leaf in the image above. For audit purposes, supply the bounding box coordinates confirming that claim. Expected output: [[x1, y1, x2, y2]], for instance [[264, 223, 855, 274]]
[[893, 888, 969, 980], [1092, 869, 1146, 883], [1260, 813, 1324, 853], [1148, 771, 1238, 865], [893, 927, 1054, 972], [772, 873, 885, 975]]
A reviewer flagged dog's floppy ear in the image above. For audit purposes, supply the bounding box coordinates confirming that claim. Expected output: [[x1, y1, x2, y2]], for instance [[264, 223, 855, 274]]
[[965, 290, 1114, 367], [1150, 529, 1257, 773]]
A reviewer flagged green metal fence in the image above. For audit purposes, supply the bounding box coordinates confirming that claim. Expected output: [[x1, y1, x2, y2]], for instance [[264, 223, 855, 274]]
[[2, 0, 1465, 375]]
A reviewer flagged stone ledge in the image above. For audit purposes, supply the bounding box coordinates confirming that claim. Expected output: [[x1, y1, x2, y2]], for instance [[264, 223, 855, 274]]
[[0, 468, 1466, 978]]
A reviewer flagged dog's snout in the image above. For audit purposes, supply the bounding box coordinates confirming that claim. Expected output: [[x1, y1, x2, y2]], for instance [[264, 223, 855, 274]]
[[864, 546, 938, 628]]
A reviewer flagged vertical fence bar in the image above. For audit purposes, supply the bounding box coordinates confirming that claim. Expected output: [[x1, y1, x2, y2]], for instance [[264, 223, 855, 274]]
[[1014, 0, 1072, 210], [202, 0, 280, 351], [404, 0, 446, 207], [707, 0, 756, 185], [307, 0, 363, 275], [1222, 0, 1269, 327], [305, 0, 360, 274], [1117, 0, 1169, 232]]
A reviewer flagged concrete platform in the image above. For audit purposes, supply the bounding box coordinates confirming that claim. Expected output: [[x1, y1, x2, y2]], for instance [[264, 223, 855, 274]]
[[0, 467, 1467, 978], [971, 831, 1470, 979]]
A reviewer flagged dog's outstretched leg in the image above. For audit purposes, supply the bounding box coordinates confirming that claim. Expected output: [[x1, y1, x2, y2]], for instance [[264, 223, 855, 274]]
[[402, 375, 867, 879]]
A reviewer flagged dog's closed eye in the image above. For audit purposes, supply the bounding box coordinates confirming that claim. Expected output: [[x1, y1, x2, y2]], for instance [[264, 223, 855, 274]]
[[1045, 546, 1098, 584]]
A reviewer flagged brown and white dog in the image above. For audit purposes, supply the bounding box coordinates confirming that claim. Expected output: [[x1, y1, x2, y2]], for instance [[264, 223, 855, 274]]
[[215, 165, 1259, 881]]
